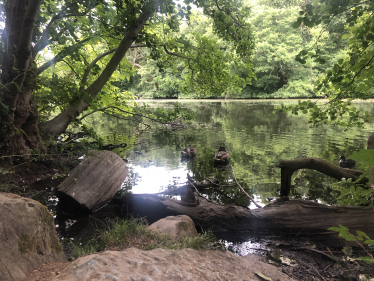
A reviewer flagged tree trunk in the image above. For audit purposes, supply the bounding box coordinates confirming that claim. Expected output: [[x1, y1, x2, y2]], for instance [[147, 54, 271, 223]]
[[40, 10, 154, 139], [0, 1, 156, 158], [0, 0, 43, 158], [276, 157, 365, 196], [116, 194, 374, 246]]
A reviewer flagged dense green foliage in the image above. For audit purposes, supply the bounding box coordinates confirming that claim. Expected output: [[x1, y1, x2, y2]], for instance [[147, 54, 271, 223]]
[[118, 0, 350, 99], [280, 0, 374, 126], [30, 0, 254, 109]]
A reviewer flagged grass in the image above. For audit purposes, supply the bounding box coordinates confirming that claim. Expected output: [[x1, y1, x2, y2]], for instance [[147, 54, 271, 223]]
[[68, 217, 219, 260]]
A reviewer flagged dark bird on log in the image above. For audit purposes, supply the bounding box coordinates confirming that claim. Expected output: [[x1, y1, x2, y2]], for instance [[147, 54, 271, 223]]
[[214, 146, 230, 163], [181, 145, 197, 157], [339, 155, 356, 168]]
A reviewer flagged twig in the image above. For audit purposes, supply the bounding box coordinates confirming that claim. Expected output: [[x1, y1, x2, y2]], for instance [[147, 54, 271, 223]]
[[354, 236, 374, 264], [298, 260, 327, 281], [230, 164, 262, 208], [187, 174, 221, 205], [292, 247, 341, 263], [205, 178, 237, 187]]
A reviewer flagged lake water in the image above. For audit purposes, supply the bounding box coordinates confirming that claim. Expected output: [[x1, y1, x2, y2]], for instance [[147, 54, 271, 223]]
[[84, 99, 374, 209]]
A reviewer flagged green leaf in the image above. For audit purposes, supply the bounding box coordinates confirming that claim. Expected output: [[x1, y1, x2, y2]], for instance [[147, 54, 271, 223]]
[[328, 226, 342, 232], [292, 21, 302, 29], [358, 256, 374, 264], [366, 33, 374, 41]]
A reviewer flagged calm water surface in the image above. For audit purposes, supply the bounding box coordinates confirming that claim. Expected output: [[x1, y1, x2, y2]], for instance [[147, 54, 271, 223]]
[[84, 99, 374, 209]]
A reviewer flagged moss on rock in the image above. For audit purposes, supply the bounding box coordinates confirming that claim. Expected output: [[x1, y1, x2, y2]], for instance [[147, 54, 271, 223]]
[[18, 234, 40, 254]]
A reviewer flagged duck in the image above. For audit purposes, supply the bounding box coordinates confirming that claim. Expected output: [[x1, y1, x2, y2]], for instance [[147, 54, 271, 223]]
[[339, 155, 356, 168], [214, 146, 230, 163], [181, 145, 197, 157]]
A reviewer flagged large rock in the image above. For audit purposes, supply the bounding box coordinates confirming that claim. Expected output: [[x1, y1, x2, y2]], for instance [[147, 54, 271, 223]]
[[148, 215, 198, 240], [0, 193, 66, 281], [52, 247, 296, 281]]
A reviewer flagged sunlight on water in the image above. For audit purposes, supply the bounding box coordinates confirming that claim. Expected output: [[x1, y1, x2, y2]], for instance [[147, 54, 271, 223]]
[[128, 163, 189, 194]]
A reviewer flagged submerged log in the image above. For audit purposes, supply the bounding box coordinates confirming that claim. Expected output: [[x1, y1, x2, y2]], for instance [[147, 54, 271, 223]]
[[276, 157, 365, 196], [57, 150, 128, 212], [116, 194, 374, 246]]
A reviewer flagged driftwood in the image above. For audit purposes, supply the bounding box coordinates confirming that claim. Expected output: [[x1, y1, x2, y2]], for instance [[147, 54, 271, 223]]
[[276, 157, 365, 196], [57, 150, 128, 212], [115, 194, 374, 246]]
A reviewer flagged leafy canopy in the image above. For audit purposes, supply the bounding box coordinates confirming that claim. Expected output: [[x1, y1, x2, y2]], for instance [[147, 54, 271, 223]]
[[279, 0, 374, 127], [30, 0, 255, 120]]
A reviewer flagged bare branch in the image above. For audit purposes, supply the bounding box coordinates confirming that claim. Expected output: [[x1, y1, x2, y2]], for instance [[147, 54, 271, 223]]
[[81, 105, 166, 123], [129, 61, 143, 68], [62, 59, 77, 74]]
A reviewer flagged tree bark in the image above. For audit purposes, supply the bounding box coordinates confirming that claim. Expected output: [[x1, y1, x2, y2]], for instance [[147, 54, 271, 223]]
[[116, 194, 374, 246], [276, 157, 365, 196], [0, 0, 44, 157]]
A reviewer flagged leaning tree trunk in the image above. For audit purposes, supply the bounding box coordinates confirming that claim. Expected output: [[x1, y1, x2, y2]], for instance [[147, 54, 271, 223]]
[[0, 0, 43, 157], [0, 0, 157, 158], [39, 11, 154, 139]]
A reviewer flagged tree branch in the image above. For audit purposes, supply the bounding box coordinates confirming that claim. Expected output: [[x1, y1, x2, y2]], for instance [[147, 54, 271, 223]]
[[40, 6, 159, 138], [37, 38, 90, 75], [33, 4, 98, 56], [79, 105, 168, 124], [80, 47, 118, 91], [129, 61, 143, 68], [62, 59, 77, 74], [348, 53, 374, 86]]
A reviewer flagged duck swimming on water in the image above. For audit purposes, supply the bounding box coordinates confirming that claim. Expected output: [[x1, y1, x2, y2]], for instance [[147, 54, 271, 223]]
[[339, 155, 356, 168], [181, 145, 197, 157], [214, 146, 230, 163]]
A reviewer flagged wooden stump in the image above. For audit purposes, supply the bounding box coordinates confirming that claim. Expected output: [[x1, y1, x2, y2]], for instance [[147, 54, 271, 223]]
[[57, 150, 128, 212]]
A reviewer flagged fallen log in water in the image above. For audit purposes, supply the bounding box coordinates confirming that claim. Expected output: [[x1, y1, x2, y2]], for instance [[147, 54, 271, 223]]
[[276, 157, 365, 196], [115, 194, 374, 246], [57, 150, 128, 212]]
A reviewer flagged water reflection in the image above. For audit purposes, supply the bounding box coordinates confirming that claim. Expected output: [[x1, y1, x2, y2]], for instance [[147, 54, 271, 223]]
[[84, 100, 374, 206]]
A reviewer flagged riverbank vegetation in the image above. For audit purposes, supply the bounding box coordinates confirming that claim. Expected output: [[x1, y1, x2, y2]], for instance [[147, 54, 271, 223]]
[[68, 217, 217, 259]]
